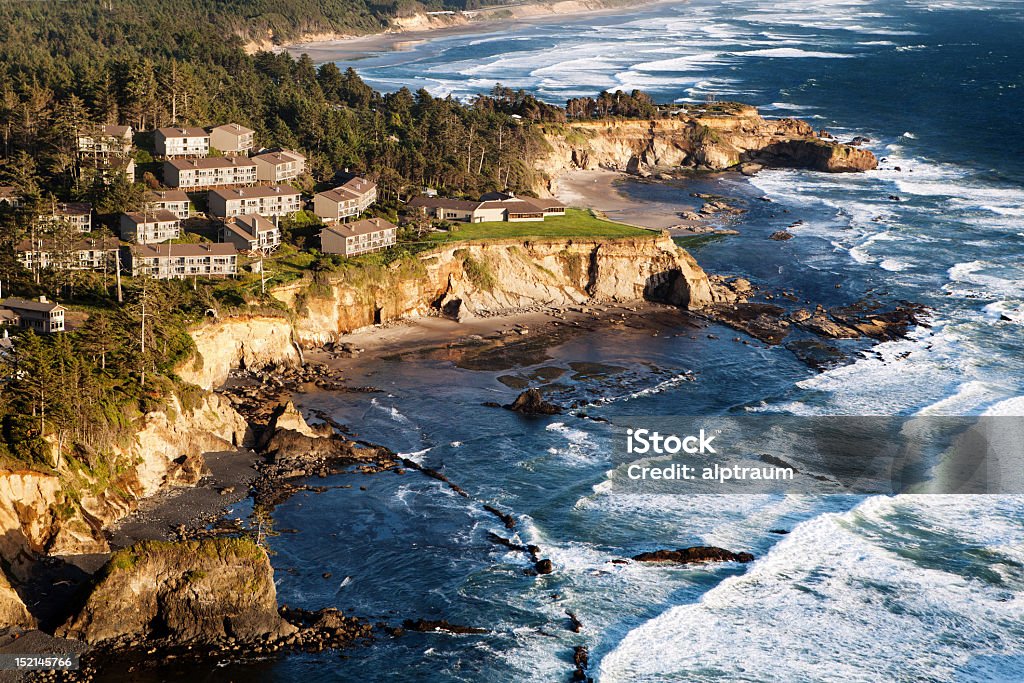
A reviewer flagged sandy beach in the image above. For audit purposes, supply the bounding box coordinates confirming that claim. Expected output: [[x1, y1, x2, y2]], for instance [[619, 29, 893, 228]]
[[284, 0, 675, 62]]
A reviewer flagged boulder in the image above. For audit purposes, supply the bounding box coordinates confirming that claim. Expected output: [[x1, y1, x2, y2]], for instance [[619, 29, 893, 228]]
[[632, 546, 754, 565], [59, 538, 296, 645]]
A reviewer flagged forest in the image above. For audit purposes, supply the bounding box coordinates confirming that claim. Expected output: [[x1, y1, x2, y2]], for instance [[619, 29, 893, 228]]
[[0, 0, 577, 469]]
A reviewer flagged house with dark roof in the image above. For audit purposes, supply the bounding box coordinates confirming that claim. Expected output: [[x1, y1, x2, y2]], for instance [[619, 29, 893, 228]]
[[0, 296, 65, 333]]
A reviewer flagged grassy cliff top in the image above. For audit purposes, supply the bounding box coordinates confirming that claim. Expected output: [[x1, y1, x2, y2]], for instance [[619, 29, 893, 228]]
[[427, 209, 652, 243]]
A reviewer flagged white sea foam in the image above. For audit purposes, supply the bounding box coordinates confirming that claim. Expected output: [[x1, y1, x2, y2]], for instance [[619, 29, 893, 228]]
[[599, 495, 1024, 682], [984, 397, 1024, 416]]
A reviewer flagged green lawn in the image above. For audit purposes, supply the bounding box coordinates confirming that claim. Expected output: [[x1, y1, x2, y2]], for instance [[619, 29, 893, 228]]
[[427, 208, 654, 242]]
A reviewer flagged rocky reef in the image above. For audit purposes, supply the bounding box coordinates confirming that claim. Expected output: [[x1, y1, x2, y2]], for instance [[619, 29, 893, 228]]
[[537, 104, 877, 188]]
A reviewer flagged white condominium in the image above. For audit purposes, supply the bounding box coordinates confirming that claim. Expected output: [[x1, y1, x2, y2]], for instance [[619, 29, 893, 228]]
[[154, 127, 210, 157], [119, 210, 182, 244], [163, 156, 258, 189], [207, 185, 302, 219]]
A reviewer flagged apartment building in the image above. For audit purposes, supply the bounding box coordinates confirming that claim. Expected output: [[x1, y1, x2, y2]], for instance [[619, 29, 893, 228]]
[[122, 243, 238, 279], [312, 177, 377, 223], [253, 150, 306, 183], [163, 156, 258, 189], [320, 217, 397, 257], [154, 127, 210, 157], [220, 214, 281, 252], [210, 123, 255, 154], [207, 185, 301, 219], [119, 210, 181, 244], [148, 190, 191, 220]]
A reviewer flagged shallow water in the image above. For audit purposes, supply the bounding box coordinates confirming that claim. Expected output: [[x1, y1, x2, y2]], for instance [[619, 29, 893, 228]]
[[136, 2, 1024, 680]]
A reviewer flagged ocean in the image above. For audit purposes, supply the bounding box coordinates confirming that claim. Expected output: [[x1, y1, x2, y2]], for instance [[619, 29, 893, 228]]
[[204, 1, 1024, 680]]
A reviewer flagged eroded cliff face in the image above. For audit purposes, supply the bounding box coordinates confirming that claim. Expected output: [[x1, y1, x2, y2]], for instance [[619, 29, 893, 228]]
[[0, 393, 250, 581], [536, 106, 877, 190], [182, 234, 712, 388]]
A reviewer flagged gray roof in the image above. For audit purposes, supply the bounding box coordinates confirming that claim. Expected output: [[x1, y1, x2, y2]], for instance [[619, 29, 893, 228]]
[[1, 297, 65, 313]]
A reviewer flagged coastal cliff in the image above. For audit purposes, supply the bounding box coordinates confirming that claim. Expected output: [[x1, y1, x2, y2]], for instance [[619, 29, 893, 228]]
[[180, 234, 712, 389], [0, 393, 250, 584], [536, 104, 877, 189]]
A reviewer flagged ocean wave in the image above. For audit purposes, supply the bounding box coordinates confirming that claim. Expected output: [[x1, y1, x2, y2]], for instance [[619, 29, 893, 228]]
[[598, 495, 1024, 682]]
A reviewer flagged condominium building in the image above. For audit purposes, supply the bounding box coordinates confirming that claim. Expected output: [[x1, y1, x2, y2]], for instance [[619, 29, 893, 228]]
[[154, 127, 210, 157], [119, 210, 181, 244], [312, 177, 377, 223], [207, 185, 301, 219], [77, 124, 133, 158], [16, 237, 119, 271], [122, 243, 238, 279], [209, 123, 255, 154], [163, 156, 258, 189], [220, 214, 281, 252], [253, 150, 306, 183], [320, 217, 397, 257], [148, 190, 191, 220], [39, 202, 93, 232]]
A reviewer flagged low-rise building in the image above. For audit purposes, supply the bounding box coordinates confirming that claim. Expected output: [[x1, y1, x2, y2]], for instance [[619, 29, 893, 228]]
[[209, 123, 255, 154], [163, 156, 258, 189], [0, 296, 65, 334], [122, 243, 238, 279], [0, 186, 21, 208], [119, 210, 181, 244], [313, 177, 377, 223], [77, 124, 133, 158], [148, 190, 191, 220], [207, 185, 302, 219], [253, 150, 306, 183], [39, 202, 93, 233], [320, 217, 397, 257], [154, 127, 210, 157], [220, 214, 281, 252], [407, 192, 566, 223], [16, 237, 119, 271]]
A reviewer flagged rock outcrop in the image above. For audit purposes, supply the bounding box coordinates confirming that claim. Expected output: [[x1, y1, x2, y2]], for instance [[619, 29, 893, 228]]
[[504, 388, 562, 415], [537, 105, 877, 190], [0, 568, 34, 629], [181, 234, 713, 388], [60, 538, 295, 645], [632, 546, 755, 565]]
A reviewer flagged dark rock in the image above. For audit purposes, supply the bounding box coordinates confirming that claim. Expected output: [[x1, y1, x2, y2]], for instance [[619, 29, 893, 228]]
[[769, 529, 790, 535], [504, 388, 562, 415], [769, 230, 794, 241], [534, 559, 555, 575], [401, 619, 488, 635], [632, 546, 754, 565]]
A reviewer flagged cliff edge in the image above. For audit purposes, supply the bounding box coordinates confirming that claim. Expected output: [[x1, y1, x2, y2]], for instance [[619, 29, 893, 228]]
[[537, 104, 877, 188]]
